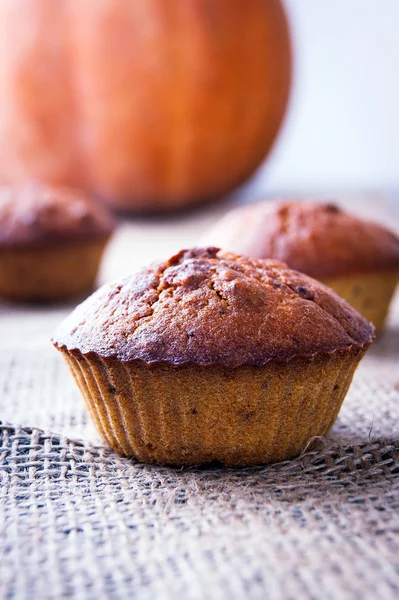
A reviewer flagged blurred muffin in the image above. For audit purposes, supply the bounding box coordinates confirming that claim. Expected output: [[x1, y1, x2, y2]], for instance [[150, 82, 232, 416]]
[[0, 183, 115, 302], [202, 201, 399, 332], [53, 247, 374, 467]]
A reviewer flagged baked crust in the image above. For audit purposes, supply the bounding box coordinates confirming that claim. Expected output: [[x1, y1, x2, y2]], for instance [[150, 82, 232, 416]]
[[0, 183, 115, 247], [202, 201, 399, 278], [53, 247, 375, 368]]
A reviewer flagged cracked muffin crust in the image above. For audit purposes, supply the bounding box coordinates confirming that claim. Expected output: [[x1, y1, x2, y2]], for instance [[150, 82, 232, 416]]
[[53, 247, 375, 466], [54, 247, 374, 367], [202, 201, 399, 331], [0, 183, 114, 247], [0, 183, 115, 301]]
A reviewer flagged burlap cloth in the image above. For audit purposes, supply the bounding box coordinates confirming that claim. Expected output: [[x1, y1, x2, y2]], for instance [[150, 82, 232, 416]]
[[1, 198, 398, 599]]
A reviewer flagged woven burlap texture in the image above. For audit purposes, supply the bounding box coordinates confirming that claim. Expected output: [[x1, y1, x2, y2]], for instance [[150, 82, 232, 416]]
[[1, 294, 398, 600]]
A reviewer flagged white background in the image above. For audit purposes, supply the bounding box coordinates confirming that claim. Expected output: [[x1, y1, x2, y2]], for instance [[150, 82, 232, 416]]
[[245, 0, 399, 200]]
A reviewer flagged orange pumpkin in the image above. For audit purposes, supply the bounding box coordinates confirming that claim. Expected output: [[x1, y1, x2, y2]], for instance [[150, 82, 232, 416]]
[[0, 0, 291, 211]]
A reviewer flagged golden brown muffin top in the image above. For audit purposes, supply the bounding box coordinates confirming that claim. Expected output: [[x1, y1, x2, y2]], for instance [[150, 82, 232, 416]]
[[0, 183, 115, 247], [53, 247, 374, 368], [202, 201, 399, 278]]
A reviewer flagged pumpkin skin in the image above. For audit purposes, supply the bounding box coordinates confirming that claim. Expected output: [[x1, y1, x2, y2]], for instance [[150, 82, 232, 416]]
[[0, 0, 291, 211]]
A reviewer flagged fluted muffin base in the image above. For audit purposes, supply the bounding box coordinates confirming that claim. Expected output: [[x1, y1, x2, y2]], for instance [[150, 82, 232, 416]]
[[0, 239, 107, 302], [63, 349, 362, 466], [322, 270, 398, 333]]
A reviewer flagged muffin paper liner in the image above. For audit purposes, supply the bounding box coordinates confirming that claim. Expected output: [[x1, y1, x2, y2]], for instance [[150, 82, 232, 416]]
[[0, 239, 107, 301], [62, 347, 364, 467], [323, 271, 398, 333]]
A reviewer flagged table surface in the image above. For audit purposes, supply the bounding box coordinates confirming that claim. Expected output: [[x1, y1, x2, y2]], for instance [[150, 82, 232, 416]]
[[0, 195, 398, 600]]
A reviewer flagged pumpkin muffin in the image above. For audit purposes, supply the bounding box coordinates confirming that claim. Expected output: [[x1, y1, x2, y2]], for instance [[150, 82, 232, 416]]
[[53, 247, 374, 467], [0, 183, 115, 302], [202, 201, 399, 332]]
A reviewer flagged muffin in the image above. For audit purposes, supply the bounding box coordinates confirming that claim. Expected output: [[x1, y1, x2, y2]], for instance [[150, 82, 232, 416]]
[[0, 183, 115, 302], [202, 201, 399, 332], [53, 247, 374, 467]]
